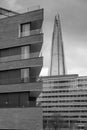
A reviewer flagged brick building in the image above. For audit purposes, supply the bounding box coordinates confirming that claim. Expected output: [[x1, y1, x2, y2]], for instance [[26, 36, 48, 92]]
[[0, 7, 43, 130]]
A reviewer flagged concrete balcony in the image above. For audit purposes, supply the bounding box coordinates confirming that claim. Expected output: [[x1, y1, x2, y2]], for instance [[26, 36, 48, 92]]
[[0, 52, 40, 62], [0, 81, 42, 96], [0, 57, 43, 71], [18, 33, 43, 47], [0, 107, 43, 130], [0, 32, 43, 49]]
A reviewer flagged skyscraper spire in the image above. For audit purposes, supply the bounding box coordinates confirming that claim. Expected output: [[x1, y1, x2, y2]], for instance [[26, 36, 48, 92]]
[[49, 14, 66, 76]]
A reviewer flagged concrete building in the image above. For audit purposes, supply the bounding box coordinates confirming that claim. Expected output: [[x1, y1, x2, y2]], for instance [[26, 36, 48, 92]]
[[38, 75, 87, 130], [0, 7, 43, 130]]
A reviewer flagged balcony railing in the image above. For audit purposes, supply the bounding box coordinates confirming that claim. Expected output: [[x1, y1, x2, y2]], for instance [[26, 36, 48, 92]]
[[0, 52, 40, 63]]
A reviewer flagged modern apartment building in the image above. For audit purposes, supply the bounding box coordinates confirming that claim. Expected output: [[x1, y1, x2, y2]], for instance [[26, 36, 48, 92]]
[[38, 75, 87, 130], [0, 7, 43, 130]]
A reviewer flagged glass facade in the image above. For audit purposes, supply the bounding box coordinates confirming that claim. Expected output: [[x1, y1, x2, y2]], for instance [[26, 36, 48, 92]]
[[49, 15, 66, 76]]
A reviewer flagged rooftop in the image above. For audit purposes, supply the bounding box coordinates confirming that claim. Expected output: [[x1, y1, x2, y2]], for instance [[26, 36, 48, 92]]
[[0, 7, 19, 19]]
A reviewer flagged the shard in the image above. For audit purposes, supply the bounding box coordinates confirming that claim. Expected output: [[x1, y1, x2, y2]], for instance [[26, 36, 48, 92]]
[[49, 14, 66, 76]]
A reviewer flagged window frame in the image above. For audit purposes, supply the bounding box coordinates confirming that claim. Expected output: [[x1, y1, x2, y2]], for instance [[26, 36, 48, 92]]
[[19, 22, 31, 37]]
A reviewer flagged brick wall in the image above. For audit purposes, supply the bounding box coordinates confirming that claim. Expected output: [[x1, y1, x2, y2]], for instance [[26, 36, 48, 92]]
[[0, 9, 43, 49], [0, 107, 43, 130]]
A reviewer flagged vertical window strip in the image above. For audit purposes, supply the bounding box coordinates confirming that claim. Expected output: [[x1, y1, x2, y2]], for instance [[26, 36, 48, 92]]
[[21, 46, 30, 59], [21, 68, 29, 83]]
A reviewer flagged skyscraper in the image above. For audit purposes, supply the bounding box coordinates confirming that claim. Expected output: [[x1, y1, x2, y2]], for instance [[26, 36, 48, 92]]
[[0, 7, 43, 130], [37, 13, 87, 130], [49, 14, 66, 76]]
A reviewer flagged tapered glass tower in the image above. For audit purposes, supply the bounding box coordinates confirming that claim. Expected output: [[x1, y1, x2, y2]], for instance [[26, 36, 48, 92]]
[[49, 14, 66, 75]]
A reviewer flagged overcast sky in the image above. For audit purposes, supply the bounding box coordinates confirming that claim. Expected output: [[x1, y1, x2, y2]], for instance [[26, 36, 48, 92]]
[[0, 0, 87, 76]]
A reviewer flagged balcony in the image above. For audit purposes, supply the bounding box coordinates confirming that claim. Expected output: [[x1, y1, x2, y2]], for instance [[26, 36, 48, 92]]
[[0, 52, 40, 63], [0, 76, 39, 84], [0, 79, 42, 94], [0, 33, 43, 49], [18, 33, 43, 47], [0, 107, 43, 129], [0, 57, 43, 71]]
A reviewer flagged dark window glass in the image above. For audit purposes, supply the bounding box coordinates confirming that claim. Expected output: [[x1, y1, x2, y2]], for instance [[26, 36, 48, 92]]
[[0, 92, 36, 108], [0, 69, 21, 84]]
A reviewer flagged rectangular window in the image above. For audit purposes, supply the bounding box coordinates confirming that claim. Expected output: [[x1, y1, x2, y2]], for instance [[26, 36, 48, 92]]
[[0, 69, 21, 85], [21, 68, 29, 82], [0, 92, 30, 108], [19, 20, 41, 37], [20, 92, 29, 107], [0, 47, 21, 62], [0, 94, 8, 107], [20, 23, 30, 37], [21, 46, 30, 59], [8, 93, 19, 107]]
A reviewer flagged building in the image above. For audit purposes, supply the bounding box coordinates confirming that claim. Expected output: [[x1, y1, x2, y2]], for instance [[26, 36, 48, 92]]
[[38, 75, 87, 130], [37, 13, 87, 130], [49, 14, 66, 76], [0, 7, 43, 130]]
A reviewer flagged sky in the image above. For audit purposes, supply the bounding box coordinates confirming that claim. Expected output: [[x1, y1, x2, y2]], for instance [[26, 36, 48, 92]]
[[0, 0, 87, 76]]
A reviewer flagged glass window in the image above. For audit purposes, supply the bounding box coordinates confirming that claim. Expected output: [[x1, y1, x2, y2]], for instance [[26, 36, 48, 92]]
[[21, 46, 30, 59], [20, 23, 30, 37], [21, 68, 29, 82]]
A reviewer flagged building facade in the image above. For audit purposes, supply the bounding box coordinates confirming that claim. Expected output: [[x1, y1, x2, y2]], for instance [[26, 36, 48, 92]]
[[38, 75, 87, 130], [0, 7, 43, 130]]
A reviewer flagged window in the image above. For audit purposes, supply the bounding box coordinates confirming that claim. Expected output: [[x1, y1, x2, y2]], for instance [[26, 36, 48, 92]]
[[0, 47, 21, 62], [21, 46, 30, 59], [20, 23, 30, 37], [19, 20, 41, 37], [0, 92, 30, 108], [21, 68, 29, 82], [0, 69, 21, 85]]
